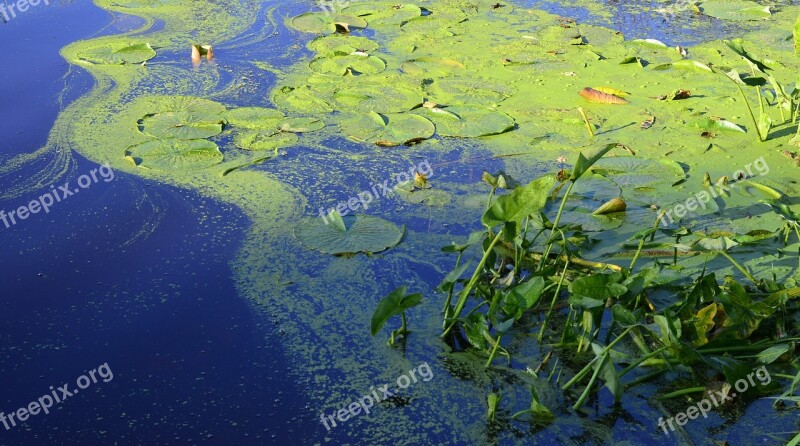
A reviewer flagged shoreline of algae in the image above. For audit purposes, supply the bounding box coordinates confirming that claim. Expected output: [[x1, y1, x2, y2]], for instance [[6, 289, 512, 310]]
[[7, 0, 800, 443]]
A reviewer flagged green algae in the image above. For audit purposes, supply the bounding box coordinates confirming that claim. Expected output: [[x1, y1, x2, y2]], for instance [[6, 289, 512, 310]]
[[8, 0, 800, 443]]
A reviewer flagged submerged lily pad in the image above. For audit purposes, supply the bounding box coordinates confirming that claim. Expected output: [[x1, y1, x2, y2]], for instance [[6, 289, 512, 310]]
[[125, 139, 223, 171], [309, 54, 386, 76], [339, 111, 435, 146], [290, 12, 368, 34], [294, 213, 405, 255], [414, 106, 515, 138], [698, 0, 771, 21], [77, 42, 156, 65]]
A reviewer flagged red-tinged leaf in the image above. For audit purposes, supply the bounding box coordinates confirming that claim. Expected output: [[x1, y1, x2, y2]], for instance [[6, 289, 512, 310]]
[[579, 87, 628, 104]]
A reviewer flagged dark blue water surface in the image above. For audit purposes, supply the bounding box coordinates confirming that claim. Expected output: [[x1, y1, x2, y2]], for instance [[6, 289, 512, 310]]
[[0, 2, 310, 445]]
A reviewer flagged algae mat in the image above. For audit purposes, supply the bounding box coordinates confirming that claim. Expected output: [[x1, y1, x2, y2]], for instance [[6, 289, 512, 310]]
[[6, 0, 800, 443]]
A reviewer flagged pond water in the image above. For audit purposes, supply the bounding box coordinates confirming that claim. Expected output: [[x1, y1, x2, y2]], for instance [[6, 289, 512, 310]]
[[1, 0, 799, 445]]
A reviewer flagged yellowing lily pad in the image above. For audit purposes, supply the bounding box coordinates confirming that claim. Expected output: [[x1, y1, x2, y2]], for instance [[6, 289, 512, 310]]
[[77, 42, 156, 65], [414, 106, 515, 138], [125, 139, 223, 171], [339, 111, 435, 146], [294, 213, 405, 255]]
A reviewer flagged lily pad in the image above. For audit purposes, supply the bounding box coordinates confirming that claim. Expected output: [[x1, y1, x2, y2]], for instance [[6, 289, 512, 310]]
[[698, 0, 771, 21], [341, 3, 422, 27], [272, 85, 334, 113], [307, 35, 380, 56], [693, 117, 746, 133], [125, 139, 223, 171], [290, 12, 368, 34], [590, 157, 686, 190], [278, 117, 325, 133], [401, 57, 466, 76], [139, 97, 227, 139], [424, 77, 513, 105], [309, 54, 386, 76], [339, 111, 435, 146], [334, 84, 422, 113], [414, 106, 515, 138], [77, 42, 156, 65], [233, 130, 299, 151], [294, 213, 405, 255], [224, 107, 286, 129]]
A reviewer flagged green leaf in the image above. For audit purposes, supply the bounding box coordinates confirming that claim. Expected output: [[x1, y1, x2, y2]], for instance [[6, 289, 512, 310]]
[[464, 312, 490, 350], [414, 106, 515, 138], [307, 35, 379, 56], [125, 139, 223, 171], [370, 286, 423, 335], [334, 84, 423, 113], [309, 54, 386, 76], [482, 175, 556, 227], [724, 39, 771, 73], [693, 117, 746, 133], [339, 111, 435, 146], [699, 0, 771, 21], [569, 272, 628, 300], [570, 144, 624, 182], [795, 15, 800, 55], [290, 12, 368, 34], [233, 130, 299, 151], [77, 42, 156, 65], [690, 303, 718, 346], [590, 344, 622, 402], [294, 214, 406, 255], [756, 344, 791, 364], [224, 107, 286, 130], [138, 96, 227, 139], [527, 386, 554, 420]]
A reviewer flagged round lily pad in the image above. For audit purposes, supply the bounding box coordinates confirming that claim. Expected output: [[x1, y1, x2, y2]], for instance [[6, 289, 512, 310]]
[[309, 54, 386, 76], [339, 111, 435, 146], [590, 157, 686, 189], [272, 85, 334, 113], [307, 35, 380, 56], [125, 139, 223, 171], [77, 42, 156, 65], [334, 85, 422, 113], [698, 0, 771, 21], [294, 213, 406, 255], [341, 3, 422, 27], [224, 107, 286, 129], [415, 106, 515, 138], [278, 117, 325, 133], [233, 130, 299, 151], [424, 77, 513, 105], [138, 97, 227, 139], [139, 112, 226, 139], [290, 12, 368, 34]]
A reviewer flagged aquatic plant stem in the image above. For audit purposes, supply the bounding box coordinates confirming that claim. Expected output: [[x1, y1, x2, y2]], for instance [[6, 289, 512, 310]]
[[540, 181, 576, 271], [734, 80, 764, 142], [441, 251, 464, 328], [719, 251, 758, 285], [578, 107, 595, 138], [537, 260, 570, 342], [563, 326, 634, 391], [485, 335, 502, 368], [443, 231, 505, 337]]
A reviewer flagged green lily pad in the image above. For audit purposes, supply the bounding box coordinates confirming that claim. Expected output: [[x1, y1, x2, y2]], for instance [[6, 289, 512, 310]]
[[341, 3, 422, 27], [224, 107, 286, 130], [591, 157, 686, 189], [77, 42, 156, 65], [307, 35, 380, 56], [401, 57, 466, 76], [233, 130, 299, 151], [125, 139, 223, 171], [334, 85, 423, 113], [278, 117, 325, 133], [309, 54, 386, 76], [339, 111, 435, 146], [414, 106, 515, 138], [138, 97, 227, 139], [699, 0, 771, 21], [693, 117, 747, 133], [294, 213, 405, 255], [424, 77, 513, 105], [290, 12, 368, 34], [272, 85, 334, 113]]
